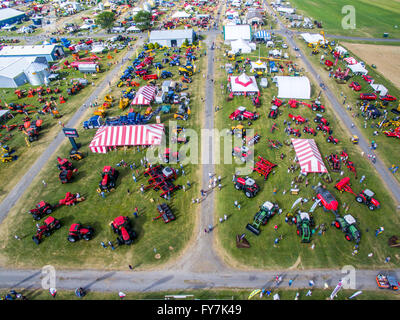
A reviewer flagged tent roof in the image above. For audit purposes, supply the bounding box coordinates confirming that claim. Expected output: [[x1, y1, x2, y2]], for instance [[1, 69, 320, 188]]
[[344, 57, 357, 65], [348, 63, 368, 75], [172, 11, 191, 18], [224, 24, 251, 41], [250, 59, 267, 69], [291, 139, 328, 173], [300, 33, 326, 44], [274, 76, 311, 99], [230, 73, 259, 92], [89, 124, 165, 153]]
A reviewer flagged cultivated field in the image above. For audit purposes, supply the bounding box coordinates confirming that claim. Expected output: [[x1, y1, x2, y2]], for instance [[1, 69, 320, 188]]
[[288, 0, 400, 38], [341, 42, 400, 89]]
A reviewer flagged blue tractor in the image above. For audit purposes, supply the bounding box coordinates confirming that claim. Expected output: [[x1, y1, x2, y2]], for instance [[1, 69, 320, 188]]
[[83, 116, 103, 129], [161, 71, 173, 79]]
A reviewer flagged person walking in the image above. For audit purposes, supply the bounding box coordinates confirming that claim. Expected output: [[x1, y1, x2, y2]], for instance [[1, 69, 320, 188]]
[[224, 214, 227, 221], [129, 265, 134, 270], [132, 174, 137, 182], [100, 191, 106, 198]]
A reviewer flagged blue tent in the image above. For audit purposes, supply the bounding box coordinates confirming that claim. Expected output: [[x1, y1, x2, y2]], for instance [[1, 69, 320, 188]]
[[254, 30, 271, 41]]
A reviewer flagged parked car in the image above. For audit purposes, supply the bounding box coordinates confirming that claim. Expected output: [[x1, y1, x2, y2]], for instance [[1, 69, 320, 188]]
[[360, 93, 377, 100]]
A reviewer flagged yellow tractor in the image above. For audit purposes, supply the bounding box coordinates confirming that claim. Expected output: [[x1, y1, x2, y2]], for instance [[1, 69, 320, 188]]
[[231, 124, 246, 138], [119, 97, 129, 110], [94, 106, 106, 117], [350, 135, 359, 144], [104, 95, 113, 103], [178, 66, 193, 77]]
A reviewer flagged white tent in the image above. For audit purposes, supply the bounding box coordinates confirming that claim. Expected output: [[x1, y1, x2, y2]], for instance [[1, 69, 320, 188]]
[[231, 38, 253, 54], [274, 76, 311, 99], [224, 24, 252, 42], [172, 11, 191, 19], [250, 59, 267, 70], [348, 63, 368, 75], [230, 73, 259, 94], [127, 25, 141, 33], [301, 33, 326, 44], [269, 49, 281, 57], [335, 46, 348, 55], [371, 83, 388, 96], [91, 45, 106, 53]]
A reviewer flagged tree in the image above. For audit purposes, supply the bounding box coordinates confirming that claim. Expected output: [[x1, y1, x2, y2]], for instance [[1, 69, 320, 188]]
[[96, 11, 116, 33], [134, 10, 151, 31]]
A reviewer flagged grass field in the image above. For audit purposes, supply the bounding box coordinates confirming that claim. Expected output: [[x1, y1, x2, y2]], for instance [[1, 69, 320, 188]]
[[0, 44, 206, 270], [1, 287, 399, 300], [0, 42, 131, 203], [287, 0, 400, 38], [212, 36, 400, 269], [294, 37, 400, 184]]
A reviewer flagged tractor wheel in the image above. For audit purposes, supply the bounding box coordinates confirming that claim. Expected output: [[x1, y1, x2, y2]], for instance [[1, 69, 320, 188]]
[[345, 234, 351, 241], [234, 184, 240, 190], [334, 221, 341, 229], [368, 204, 376, 211], [245, 191, 252, 198], [326, 138, 330, 143], [320, 109, 325, 113], [355, 196, 364, 203], [46, 209, 52, 214], [116, 237, 123, 245], [33, 215, 41, 221], [55, 223, 61, 229], [83, 234, 92, 241], [68, 235, 77, 243], [296, 229, 300, 235]]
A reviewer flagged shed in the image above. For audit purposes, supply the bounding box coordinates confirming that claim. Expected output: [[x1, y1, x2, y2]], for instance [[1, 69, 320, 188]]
[[149, 29, 196, 47], [0, 8, 26, 27]]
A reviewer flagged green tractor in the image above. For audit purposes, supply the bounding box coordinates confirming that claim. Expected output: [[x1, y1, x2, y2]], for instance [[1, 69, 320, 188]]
[[295, 211, 315, 243], [333, 214, 361, 243], [246, 201, 280, 235]]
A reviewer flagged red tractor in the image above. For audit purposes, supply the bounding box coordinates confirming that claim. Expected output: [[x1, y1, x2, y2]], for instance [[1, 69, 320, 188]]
[[362, 75, 373, 83], [59, 170, 74, 184], [142, 74, 158, 80], [135, 69, 148, 76], [233, 176, 260, 198], [285, 127, 301, 137], [314, 114, 329, 126], [163, 148, 180, 163], [271, 98, 284, 107], [32, 216, 61, 245], [316, 123, 333, 134], [57, 157, 77, 172], [229, 106, 259, 121], [268, 106, 279, 119], [303, 126, 317, 136], [335, 177, 380, 211], [111, 216, 136, 245], [29, 201, 54, 220], [99, 166, 119, 192], [327, 135, 339, 144], [310, 101, 325, 112], [288, 114, 306, 125], [349, 81, 361, 91], [67, 223, 94, 242]]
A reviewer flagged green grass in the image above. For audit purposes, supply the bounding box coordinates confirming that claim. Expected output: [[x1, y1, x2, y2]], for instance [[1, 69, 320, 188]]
[[294, 38, 400, 184], [1, 287, 399, 300], [0, 44, 206, 270], [213, 36, 400, 269], [287, 0, 400, 38], [0, 43, 130, 202]]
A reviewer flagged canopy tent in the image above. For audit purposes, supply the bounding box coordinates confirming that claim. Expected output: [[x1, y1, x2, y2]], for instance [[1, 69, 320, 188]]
[[89, 124, 165, 154], [335, 46, 348, 56], [230, 38, 254, 54], [274, 76, 311, 99], [172, 11, 191, 19], [348, 63, 368, 75], [254, 30, 271, 41], [371, 83, 388, 96], [126, 25, 141, 32], [300, 33, 327, 45], [131, 86, 157, 105], [344, 57, 357, 65], [250, 59, 267, 70], [291, 139, 328, 173], [230, 73, 259, 94]]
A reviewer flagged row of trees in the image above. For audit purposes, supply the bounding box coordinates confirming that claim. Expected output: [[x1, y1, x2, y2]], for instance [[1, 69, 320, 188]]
[[95, 10, 152, 32]]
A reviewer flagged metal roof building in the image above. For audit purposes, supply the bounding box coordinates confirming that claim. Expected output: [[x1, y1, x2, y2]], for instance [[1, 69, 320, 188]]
[[0, 8, 26, 27], [0, 44, 64, 62], [0, 56, 50, 88], [149, 29, 196, 47]]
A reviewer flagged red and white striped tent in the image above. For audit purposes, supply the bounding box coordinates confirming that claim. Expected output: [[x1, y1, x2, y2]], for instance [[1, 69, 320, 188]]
[[89, 124, 164, 153], [291, 138, 328, 173], [131, 86, 157, 105], [344, 57, 357, 65]]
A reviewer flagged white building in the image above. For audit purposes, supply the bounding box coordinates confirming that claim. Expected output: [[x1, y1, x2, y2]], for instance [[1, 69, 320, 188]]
[[224, 25, 252, 43], [149, 29, 195, 47]]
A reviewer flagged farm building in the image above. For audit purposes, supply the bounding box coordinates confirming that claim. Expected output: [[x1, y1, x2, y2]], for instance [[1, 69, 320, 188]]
[[0, 8, 26, 27], [0, 44, 64, 62], [149, 29, 196, 47], [224, 24, 252, 43], [246, 11, 264, 25], [0, 56, 50, 88], [273, 76, 311, 99]]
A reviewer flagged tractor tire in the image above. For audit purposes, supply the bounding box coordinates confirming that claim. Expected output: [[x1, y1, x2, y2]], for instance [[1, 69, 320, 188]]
[[245, 191, 252, 198], [46, 209, 52, 214], [83, 234, 92, 241], [320, 109, 325, 113], [55, 223, 61, 229], [345, 234, 352, 241], [355, 196, 364, 203], [234, 184, 241, 190], [33, 215, 41, 221], [68, 235, 77, 243], [334, 221, 341, 229], [368, 205, 376, 211], [326, 138, 331, 143], [116, 237, 123, 246]]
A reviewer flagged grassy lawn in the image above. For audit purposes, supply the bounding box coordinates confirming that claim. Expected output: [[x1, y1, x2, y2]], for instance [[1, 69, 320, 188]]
[[294, 37, 400, 184], [286, 0, 400, 38], [212, 35, 400, 269], [1, 287, 399, 300], [0, 43, 206, 270], [0, 41, 131, 202]]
